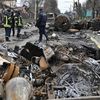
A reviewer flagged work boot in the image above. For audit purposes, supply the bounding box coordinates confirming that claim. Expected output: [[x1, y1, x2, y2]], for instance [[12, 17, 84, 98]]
[[17, 34, 20, 38], [46, 38, 49, 43], [46, 38, 49, 41], [5, 37, 10, 42], [12, 34, 14, 37]]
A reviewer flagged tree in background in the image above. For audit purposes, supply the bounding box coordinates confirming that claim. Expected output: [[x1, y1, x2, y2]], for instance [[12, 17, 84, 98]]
[[44, 0, 60, 14], [73, 1, 82, 19], [85, 0, 100, 18]]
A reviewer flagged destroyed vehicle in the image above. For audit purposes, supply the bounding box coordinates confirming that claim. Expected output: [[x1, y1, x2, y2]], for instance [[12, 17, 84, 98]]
[[46, 13, 55, 29], [54, 14, 71, 32]]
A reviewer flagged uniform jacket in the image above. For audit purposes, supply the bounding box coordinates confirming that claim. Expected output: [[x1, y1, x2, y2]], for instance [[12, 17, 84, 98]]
[[38, 11, 47, 27], [15, 15, 23, 27], [3, 15, 12, 28]]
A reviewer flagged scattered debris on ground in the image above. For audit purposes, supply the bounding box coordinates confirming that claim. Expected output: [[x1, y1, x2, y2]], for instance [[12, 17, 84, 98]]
[[0, 19, 100, 100]]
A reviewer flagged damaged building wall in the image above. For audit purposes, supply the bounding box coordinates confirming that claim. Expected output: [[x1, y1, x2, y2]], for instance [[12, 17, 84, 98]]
[[3, 1, 16, 8]]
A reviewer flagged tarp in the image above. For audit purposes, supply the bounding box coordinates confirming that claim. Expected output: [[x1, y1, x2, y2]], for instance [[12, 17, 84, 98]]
[[86, 10, 92, 17]]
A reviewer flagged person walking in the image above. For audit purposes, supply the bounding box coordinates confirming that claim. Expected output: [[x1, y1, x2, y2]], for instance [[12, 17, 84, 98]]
[[3, 9, 12, 41], [36, 8, 48, 42], [11, 11, 15, 36], [15, 11, 23, 38]]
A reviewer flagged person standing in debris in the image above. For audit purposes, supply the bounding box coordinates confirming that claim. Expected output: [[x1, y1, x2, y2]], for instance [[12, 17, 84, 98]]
[[11, 11, 15, 36], [36, 8, 48, 42], [15, 11, 23, 38], [3, 9, 12, 41]]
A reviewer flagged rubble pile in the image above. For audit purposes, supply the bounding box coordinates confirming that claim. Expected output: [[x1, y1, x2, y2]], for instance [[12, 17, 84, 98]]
[[17, 31, 34, 40], [91, 18, 100, 31], [71, 20, 86, 30], [0, 26, 100, 100], [46, 42, 100, 99], [0, 41, 56, 100], [54, 62, 100, 98], [48, 42, 96, 66]]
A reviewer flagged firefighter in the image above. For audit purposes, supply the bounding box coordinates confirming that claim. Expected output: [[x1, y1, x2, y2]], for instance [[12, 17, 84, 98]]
[[3, 9, 12, 41], [15, 11, 23, 38]]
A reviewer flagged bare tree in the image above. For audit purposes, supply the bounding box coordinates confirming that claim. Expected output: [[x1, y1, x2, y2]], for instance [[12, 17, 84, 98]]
[[44, 0, 58, 13], [85, 0, 100, 18]]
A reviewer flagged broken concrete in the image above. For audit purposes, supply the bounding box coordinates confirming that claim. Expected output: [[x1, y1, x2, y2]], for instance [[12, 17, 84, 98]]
[[0, 19, 100, 100]]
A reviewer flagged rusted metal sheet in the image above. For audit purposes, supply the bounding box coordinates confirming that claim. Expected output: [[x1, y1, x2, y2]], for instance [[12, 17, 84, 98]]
[[2, 64, 19, 83]]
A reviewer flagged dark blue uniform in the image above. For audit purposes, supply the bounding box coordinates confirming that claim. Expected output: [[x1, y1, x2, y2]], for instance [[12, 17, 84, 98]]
[[38, 9, 48, 42]]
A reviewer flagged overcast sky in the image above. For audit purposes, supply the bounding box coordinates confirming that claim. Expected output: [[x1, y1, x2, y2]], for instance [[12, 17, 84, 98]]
[[17, 0, 86, 13], [58, 0, 86, 13]]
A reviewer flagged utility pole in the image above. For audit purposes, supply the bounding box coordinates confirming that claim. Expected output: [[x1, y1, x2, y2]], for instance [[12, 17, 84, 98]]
[[78, 0, 79, 5], [69, 4, 72, 12], [35, 0, 41, 21], [77, 0, 80, 19], [34, 0, 39, 21], [73, 0, 76, 19], [77, 0, 82, 19], [34, 0, 37, 21]]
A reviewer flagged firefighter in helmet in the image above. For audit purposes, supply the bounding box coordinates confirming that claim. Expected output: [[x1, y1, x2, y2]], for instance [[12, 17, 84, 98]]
[[15, 11, 23, 38], [3, 9, 12, 41]]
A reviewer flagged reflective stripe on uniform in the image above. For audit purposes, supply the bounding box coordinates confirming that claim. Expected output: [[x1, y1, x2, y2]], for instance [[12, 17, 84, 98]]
[[15, 16, 22, 27], [4, 16, 11, 28], [18, 17, 22, 26]]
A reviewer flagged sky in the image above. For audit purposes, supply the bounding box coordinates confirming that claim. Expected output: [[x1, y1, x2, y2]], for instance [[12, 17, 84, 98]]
[[16, 0, 25, 7], [16, 0, 86, 13], [58, 0, 86, 13], [16, 0, 21, 6]]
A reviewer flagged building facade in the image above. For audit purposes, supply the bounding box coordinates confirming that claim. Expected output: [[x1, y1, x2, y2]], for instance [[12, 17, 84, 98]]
[[2, 0, 16, 8]]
